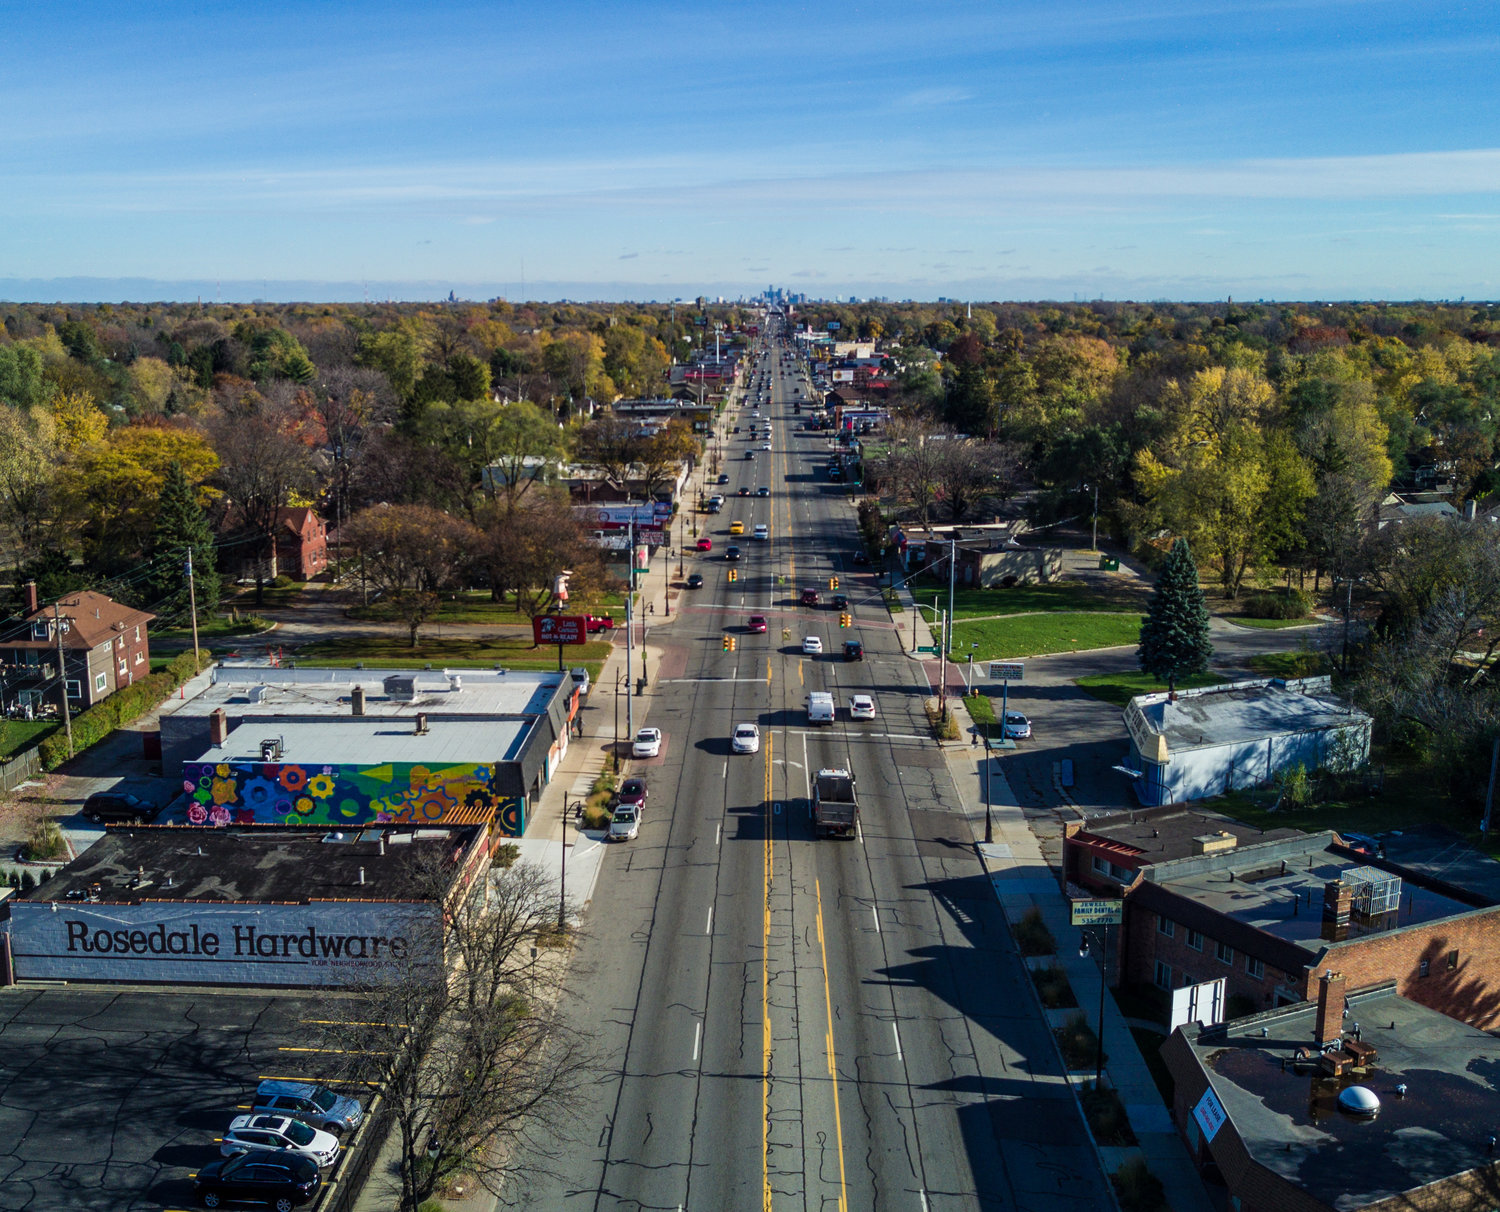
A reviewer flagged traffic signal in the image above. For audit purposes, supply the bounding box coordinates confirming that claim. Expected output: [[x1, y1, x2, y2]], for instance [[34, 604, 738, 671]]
[[829, 575, 839, 589], [840, 612, 852, 628], [728, 568, 738, 582], [722, 635, 731, 651]]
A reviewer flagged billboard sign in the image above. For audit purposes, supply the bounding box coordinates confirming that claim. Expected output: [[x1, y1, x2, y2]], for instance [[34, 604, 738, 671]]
[[989, 662, 1025, 680], [1070, 899, 1124, 926], [582, 503, 672, 529], [827, 321, 841, 331], [1170, 977, 1227, 1033], [8, 901, 439, 986], [533, 615, 587, 645]]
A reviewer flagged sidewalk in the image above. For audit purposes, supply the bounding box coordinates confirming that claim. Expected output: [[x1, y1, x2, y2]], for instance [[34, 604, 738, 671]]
[[939, 695, 1215, 1212]]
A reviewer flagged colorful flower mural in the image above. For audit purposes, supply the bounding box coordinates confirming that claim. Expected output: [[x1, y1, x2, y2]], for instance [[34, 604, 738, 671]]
[[180, 760, 525, 835]]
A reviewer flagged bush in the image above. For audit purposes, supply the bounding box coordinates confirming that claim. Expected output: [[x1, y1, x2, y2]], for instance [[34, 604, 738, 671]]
[[1054, 1011, 1104, 1070], [1012, 906, 1055, 957], [1081, 1086, 1136, 1146], [21, 820, 66, 863], [38, 649, 208, 770], [924, 698, 960, 740], [1243, 588, 1311, 619], [271, 574, 295, 589], [492, 842, 520, 869], [1275, 762, 1312, 809], [1112, 1156, 1167, 1212], [1032, 963, 1077, 1008], [20, 870, 35, 891]]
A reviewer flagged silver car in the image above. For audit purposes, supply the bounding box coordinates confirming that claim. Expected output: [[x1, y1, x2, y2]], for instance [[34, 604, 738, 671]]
[[251, 1080, 363, 1137], [221, 1113, 341, 1168]]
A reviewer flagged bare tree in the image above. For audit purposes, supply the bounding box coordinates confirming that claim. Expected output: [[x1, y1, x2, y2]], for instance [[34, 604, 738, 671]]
[[316, 857, 593, 1212], [342, 503, 481, 645]]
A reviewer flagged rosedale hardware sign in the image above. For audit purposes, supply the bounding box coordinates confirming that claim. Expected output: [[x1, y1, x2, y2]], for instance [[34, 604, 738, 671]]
[[9, 901, 439, 986]]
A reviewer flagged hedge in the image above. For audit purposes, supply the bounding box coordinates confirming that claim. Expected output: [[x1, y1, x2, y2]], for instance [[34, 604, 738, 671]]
[[1243, 588, 1311, 620], [38, 649, 210, 770]]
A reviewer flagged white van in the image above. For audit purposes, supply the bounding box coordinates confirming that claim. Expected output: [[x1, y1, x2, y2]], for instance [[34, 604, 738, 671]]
[[807, 691, 835, 725]]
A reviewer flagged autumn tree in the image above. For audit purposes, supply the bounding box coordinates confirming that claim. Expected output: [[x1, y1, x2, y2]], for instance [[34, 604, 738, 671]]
[[209, 415, 318, 603], [342, 503, 481, 645], [472, 501, 612, 617], [0, 404, 62, 572]]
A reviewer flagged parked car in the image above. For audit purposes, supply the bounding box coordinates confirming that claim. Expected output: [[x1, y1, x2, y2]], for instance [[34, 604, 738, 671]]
[[747, 615, 768, 634], [1002, 711, 1032, 739], [632, 728, 662, 758], [220, 1114, 340, 1168], [617, 777, 647, 807], [609, 805, 641, 841], [251, 1081, 363, 1138], [194, 1150, 320, 1210], [696, 537, 713, 551], [686, 573, 704, 588], [842, 639, 864, 661], [732, 723, 761, 754], [570, 667, 590, 696], [802, 636, 823, 655], [82, 791, 160, 824], [849, 694, 877, 721]]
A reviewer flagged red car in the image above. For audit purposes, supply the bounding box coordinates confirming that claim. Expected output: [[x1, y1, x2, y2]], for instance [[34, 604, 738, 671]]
[[585, 615, 615, 633], [696, 538, 713, 551], [616, 777, 647, 807], [747, 615, 768, 634]]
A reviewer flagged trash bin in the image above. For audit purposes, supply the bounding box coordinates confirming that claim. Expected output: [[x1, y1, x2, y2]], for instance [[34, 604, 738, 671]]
[[1099, 555, 1120, 572]]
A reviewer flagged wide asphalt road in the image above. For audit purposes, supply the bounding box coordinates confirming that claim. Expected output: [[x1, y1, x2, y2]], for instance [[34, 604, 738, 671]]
[[521, 330, 1112, 1210]]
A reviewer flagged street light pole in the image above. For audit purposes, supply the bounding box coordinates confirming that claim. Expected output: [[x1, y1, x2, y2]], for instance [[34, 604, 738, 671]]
[[1079, 925, 1110, 1089], [558, 798, 574, 929], [983, 734, 993, 845]]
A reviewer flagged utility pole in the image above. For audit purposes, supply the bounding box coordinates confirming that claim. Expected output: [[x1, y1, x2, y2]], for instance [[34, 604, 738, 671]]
[[52, 601, 73, 759], [626, 516, 635, 737], [186, 548, 201, 671], [939, 538, 956, 720], [1091, 482, 1100, 553]]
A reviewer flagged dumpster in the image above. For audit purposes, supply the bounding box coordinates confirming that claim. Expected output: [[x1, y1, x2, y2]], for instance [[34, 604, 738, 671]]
[[1098, 555, 1120, 572]]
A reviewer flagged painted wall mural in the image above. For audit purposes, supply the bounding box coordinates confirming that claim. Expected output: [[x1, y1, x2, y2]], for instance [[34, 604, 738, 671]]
[[181, 760, 526, 836]]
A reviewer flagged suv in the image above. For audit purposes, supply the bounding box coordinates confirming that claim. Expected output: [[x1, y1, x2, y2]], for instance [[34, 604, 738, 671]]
[[800, 588, 820, 607], [252, 1080, 364, 1137], [843, 639, 864, 661], [82, 791, 160, 825], [194, 1150, 320, 1210]]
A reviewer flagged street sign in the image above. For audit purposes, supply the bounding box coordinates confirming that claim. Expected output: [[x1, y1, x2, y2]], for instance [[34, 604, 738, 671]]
[[989, 662, 1025, 680], [1070, 899, 1124, 927], [917, 645, 939, 655], [533, 616, 586, 645], [639, 529, 666, 545]]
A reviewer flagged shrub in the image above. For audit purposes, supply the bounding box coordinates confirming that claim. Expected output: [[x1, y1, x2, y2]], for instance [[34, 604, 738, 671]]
[[1112, 1156, 1167, 1212], [1054, 1011, 1104, 1070], [1012, 906, 1055, 957], [20, 870, 35, 891], [271, 574, 295, 589], [583, 803, 613, 830], [1081, 1086, 1136, 1145], [924, 698, 960, 740], [22, 820, 66, 863], [1243, 588, 1311, 619], [1275, 762, 1312, 809], [492, 842, 520, 869], [1031, 963, 1077, 1008], [38, 649, 208, 770]]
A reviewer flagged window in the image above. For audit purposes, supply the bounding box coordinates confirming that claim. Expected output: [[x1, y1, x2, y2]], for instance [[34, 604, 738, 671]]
[[117, 658, 126, 674], [1246, 956, 1265, 980], [1155, 961, 1174, 989], [95, 672, 107, 692], [30, 622, 47, 640], [1215, 941, 1234, 966], [64, 679, 80, 699], [1419, 959, 1431, 978], [1157, 916, 1175, 939], [134, 651, 144, 664], [1091, 854, 1133, 883], [1186, 928, 1204, 952], [1448, 950, 1459, 971], [133, 626, 140, 641]]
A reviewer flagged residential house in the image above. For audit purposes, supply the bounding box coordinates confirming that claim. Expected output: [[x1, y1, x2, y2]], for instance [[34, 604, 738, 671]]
[[273, 507, 328, 580], [0, 583, 154, 714]]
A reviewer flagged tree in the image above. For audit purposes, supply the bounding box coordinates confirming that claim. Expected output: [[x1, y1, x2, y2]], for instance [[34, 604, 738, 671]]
[[342, 504, 481, 645], [142, 461, 220, 626], [209, 416, 318, 604], [313, 856, 592, 1212], [1137, 538, 1214, 694], [0, 404, 62, 572], [472, 501, 612, 616]]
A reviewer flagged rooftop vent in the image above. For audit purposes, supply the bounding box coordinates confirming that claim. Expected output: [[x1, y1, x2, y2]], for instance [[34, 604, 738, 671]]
[[1192, 831, 1238, 857], [1337, 1085, 1380, 1118], [260, 737, 283, 762]]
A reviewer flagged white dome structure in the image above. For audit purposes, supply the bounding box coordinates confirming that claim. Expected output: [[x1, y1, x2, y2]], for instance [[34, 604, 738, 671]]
[[1338, 1085, 1381, 1117]]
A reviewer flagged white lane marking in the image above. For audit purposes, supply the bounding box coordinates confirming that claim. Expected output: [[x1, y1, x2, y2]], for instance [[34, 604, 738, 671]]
[[857, 816, 864, 844], [919, 1192, 928, 1212], [706, 904, 714, 935], [803, 732, 811, 798], [693, 1021, 702, 1063], [722, 761, 727, 777], [872, 906, 880, 934], [892, 1022, 903, 1063], [715, 823, 722, 846]]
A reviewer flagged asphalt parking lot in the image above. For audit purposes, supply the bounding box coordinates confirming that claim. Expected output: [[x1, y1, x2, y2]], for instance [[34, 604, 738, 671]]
[[0, 986, 345, 1211]]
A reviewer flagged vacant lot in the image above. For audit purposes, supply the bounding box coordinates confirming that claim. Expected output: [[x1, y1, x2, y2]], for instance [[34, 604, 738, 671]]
[[951, 613, 1145, 660], [1074, 670, 1231, 707], [296, 633, 614, 681], [909, 577, 1145, 620]]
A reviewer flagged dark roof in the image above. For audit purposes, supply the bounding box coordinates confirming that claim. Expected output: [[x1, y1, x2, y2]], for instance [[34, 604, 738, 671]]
[[20, 590, 154, 649], [1073, 806, 1307, 867], [29, 825, 480, 905]]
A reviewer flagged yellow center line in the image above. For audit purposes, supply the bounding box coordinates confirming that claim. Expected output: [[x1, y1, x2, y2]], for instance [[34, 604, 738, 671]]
[[798, 659, 804, 687], [762, 727, 774, 1211], [767, 656, 773, 686], [815, 877, 849, 1212]]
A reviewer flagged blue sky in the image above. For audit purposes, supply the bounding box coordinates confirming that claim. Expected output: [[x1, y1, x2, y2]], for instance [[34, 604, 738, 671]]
[[2, 0, 1497, 302]]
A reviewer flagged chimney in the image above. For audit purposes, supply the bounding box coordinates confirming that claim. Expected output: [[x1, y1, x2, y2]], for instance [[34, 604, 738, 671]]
[[415, 711, 429, 734], [1315, 970, 1347, 1045], [22, 581, 38, 615], [209, 708, 228, 746], [1322, 878, 1354, 940], [358, 867, 366, 886], [351, 685, 365, 716]]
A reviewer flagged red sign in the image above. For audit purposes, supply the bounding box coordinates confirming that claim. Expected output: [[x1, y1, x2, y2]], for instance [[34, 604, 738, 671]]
[[533, 616, 587, 645]]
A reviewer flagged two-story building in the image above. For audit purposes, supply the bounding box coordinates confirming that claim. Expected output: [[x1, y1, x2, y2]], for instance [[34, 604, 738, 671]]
[[0, 583, 154, 715]]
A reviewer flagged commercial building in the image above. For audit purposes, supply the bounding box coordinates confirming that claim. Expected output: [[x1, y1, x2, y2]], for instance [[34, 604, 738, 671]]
[[157, 665, 578, 835], [1123, 677, 1372, 807], [1065, 808, 1500, 1028], [1164, 978, 1500, 1212], [3, 823, 487, 987], [889, 522, 1063, 587]]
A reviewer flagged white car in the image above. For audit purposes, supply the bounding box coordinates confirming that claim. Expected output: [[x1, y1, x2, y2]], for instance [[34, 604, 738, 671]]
[[849, 694, 877, 721], [221, 1114, 341, 1168], [732, 723, 761, 754], [753, 524, 769, 540], [802, 636, 823, 655], [609, 805, 641, 841], [761, 441, 772, 450], [1003, 711, 1032, 739], [632, 727, 662, 758]]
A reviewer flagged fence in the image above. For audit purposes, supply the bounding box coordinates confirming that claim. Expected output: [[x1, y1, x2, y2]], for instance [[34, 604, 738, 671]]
[[321, 1092, 395, 1212], [0, 747, 44, 797]]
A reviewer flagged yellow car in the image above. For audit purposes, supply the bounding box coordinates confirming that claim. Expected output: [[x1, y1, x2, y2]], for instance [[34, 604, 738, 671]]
[[729, 520, 745, 535]]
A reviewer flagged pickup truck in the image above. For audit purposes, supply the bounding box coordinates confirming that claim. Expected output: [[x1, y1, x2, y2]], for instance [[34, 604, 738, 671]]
[[584, 615, 615, 633], [812, 768, 858, 838]]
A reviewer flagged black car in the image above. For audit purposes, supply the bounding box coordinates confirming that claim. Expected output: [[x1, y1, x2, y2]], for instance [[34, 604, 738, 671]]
[[82, 791, 161, 824], [194, 1150, 320, 1209], [738, 486, 751, 496], [686, 573, 704, 588], [832, 594, 848, 610], [717, 473, 730, 484], [756, 486, 770, 497], [843, 639, 864, 661], [725, 546, 742, 562]]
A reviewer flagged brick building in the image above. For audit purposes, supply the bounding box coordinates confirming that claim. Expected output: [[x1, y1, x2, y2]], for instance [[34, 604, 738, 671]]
[[1064, 807, 1500, 1028], [0, 584, 154, 714], [273, 506, 328, 580], [1163, 979, 1500, 1212]]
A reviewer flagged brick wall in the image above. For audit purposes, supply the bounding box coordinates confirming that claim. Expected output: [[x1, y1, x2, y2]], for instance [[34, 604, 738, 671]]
[[1126, 906, 1295, 1010], [1303, 904, 1500, 1030]]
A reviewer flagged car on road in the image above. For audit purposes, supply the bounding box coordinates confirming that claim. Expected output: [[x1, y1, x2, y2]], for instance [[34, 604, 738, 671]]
[[717, 473, 730, 483], [696, 537, 713, 551], [632, 728, 662, 758], [82, 791, 161, 824], [800, 588, 820, 607], [194, 1150, 321, 1210], [609, 805, 641, 841], [753, 524, 769, 540], [747, 615, 768, 633], [570, 667, 590, 696], [732, 723, 761, 754], [802, 636, 823, 655], [585, 614, 615, 633], [842, 639, 863, 661], [729, 520, 744, 535], [756, 486, 770, 496], [849, 694, 876, 721], [617, 777, 647, 807], [220, 1114, 341, 1168], [725, 546, 742, 561], [745, 451, 755, 460], [738, 486, 751, 496], [686, 573, 704, 588], [831, 594, 848, 610], [760, 441, 772, 450], [1002, 711, 1032, 739]]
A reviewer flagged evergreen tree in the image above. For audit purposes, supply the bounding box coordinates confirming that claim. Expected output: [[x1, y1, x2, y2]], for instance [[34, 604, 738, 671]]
[[1137, 538, 1213, 694], [142, 461, 220, 624]]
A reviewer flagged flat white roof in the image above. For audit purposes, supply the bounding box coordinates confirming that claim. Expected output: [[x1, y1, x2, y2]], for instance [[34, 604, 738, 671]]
[[191, 715, 532, 767]]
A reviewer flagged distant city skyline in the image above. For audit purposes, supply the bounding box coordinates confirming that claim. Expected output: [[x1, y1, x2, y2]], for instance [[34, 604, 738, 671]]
[[2, 1, 1496, 303]]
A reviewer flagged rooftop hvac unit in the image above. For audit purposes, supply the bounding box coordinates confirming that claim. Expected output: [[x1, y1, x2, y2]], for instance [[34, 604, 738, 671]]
[[1342, 865, 1402, 920], [260, 737, 283, 762], [383, 674, 418, 702]]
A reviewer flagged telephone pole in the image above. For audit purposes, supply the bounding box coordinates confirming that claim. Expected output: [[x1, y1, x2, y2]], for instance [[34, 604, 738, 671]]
[[52, 602, 73, 759], [186, 548, 201, 670]]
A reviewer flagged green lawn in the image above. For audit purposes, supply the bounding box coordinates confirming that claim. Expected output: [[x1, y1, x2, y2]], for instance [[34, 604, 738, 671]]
[[1245, 650, 1331, 679], [293, 635, 614, 683], [0, 720, 58, 759], [1074, 669, 1231, 707], [348, 590, 628, 627], [951, 613, 1145, 660], [225, 583, 306, 611], [153, 614, 273, 641], [908, 577, 1143, 620]]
